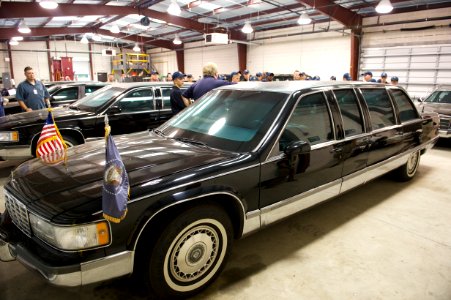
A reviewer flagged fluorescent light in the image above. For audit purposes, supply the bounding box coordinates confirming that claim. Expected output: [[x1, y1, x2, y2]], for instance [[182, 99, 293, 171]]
[[133, 43, 141, 52], [241, 21, 253, 34], [173, 34, 182, 45], [12, 36, 24, 41], [110, 24, 120, 34], [168, 0, 181, 16], [9, 40, 19, 46], [80, 35, 89, 44], [376, 0, 393, 13], [297, 12, 312, 25], [18, 21, 31, 34], [92, 34, 102, 41], [39, 0, 58, 9]]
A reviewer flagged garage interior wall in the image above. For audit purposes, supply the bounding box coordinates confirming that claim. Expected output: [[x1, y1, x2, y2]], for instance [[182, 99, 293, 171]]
[[361, 7, 451, 98]]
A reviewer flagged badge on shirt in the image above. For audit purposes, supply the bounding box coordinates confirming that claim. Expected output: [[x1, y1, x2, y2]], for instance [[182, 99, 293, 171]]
[[33, 89, 38, 94]]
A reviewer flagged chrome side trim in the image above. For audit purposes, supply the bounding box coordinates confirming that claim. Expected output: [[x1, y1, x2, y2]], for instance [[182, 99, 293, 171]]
[[241, 210, 261, 237], [133, 191, 246, 251], [260, 179, 341, 228]]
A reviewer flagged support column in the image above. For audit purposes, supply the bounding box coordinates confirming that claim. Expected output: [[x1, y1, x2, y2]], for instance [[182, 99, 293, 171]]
[[88, 43, 94, 81], [46, 40, 52, 81], [176, 50, 185, 73], [237, 43, 247, 72], [350, 28, 361, 81], [7, 42, 14, 80]]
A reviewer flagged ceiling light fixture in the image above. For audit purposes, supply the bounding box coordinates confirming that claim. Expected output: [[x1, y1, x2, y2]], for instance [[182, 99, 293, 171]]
[[18, 21, 31, 34], [133, 43, 141, 52], [9, 40, 19, 46], [12, 36, 24, 41], [110, 24, 120, 34], [92, 34, 102, 42], [375, 0, 393, 13], [39, 0, 59, 9], [80, 35, 89, 44], [168, 0, 181, 16], [297, 12, 312, 25], [241, 21, 253, 34], [173, 34, 182, 45]]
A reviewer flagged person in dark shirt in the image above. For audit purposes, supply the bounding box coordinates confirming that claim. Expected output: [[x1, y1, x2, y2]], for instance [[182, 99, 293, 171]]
[[182, 62, 232, 101], [16, 66, 50, 111], [170, 71, 190, 114]]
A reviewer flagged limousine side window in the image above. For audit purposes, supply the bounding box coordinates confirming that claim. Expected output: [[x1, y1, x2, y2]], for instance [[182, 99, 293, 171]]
[[162, 88, 172, 109], [334, 89, 364, 137], [118, 89, 154, 112], [389, 89, 419, 122], [280, 92, 333, 150], [52, 87, 78, 101], [360, 89, 396, 130]]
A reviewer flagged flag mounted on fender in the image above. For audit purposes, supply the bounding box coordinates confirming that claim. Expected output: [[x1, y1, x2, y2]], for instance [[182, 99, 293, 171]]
[[102, 115, 129, 223], [36, 109, 67, 164]]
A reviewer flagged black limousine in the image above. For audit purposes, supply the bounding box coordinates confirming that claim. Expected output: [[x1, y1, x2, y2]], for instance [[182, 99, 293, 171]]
[[0, 81, 439, 298], [0, 82, 190, 160]]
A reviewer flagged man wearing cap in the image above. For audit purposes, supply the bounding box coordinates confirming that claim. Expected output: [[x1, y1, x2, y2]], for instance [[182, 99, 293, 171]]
[[362, 71, 376, 82], [242, 70, 252, 81], [391, 76, 399, 86], [182, 62, 232, 101], [255, 72, 263, 81], [170, 71, 189, 114], [185, 74, 194, 82], [150, 71, 160, 82], [230, 71, 241, 83], [377, 72, 388, 84], [343, 73, 352, 81]]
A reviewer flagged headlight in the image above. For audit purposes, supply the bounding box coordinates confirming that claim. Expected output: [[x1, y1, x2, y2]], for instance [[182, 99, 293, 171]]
[[0, 131, 19, 142], [29, 214, 110, 251]]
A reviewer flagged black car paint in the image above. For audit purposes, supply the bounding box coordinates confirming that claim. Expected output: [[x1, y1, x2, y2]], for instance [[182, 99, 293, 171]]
[[0, 82, 439, 296]]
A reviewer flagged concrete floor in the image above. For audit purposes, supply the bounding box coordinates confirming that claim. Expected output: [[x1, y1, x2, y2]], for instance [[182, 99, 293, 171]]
[[1, 140, 450, 300]]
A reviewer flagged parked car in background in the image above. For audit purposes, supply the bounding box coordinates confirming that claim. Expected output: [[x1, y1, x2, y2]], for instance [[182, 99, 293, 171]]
[[417, 87, 451, 139], [3, 82, 108, 115], [0, 81, 439, 298], [0, 82, 190, 159]]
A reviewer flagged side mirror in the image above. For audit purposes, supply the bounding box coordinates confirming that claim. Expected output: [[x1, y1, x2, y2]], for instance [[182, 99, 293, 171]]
[[284, 140, 311, 157], [107, 106, 121, 114]]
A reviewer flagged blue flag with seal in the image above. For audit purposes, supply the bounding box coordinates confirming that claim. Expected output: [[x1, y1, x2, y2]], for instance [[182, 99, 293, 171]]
[[102, 115, 129, 223]]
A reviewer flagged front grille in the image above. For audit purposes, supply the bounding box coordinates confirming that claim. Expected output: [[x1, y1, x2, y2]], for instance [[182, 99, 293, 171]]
[[4, 190, 31, 236]]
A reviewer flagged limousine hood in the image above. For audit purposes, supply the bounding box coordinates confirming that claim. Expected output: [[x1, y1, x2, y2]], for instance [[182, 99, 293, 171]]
[[7, 131, 236, 222], [0, 107, 92, 129], [422, 103, 451, 116]]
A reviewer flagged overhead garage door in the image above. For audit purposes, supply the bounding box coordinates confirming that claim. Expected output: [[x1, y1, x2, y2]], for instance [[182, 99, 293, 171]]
[[360, 44, 451, 99]]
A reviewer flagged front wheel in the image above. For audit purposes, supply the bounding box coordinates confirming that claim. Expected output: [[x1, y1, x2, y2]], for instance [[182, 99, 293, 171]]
[[394, 150, 420, 181], [145, 204, 233, 299]]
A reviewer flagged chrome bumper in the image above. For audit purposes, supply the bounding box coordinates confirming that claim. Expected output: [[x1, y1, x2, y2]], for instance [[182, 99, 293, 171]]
[[0, 146, 32, 160], [438, 129, 451, 138], [0, 238, 134, 286]]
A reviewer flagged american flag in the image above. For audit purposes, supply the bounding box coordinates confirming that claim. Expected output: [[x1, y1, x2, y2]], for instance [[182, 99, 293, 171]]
[[36, 110, 67, 164]]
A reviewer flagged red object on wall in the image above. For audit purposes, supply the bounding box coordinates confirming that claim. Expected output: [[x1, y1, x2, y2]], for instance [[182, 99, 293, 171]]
[[52, 59, 62, 81], [61, 57, 74, 80]]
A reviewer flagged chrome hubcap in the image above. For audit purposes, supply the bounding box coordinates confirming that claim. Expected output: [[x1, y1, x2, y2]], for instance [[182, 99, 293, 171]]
[[170, 225, 218, 282], [407, 152, 419, 175]]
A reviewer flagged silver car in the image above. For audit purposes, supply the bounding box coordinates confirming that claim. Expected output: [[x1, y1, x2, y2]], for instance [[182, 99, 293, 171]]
[[418, 88, 451, 138]]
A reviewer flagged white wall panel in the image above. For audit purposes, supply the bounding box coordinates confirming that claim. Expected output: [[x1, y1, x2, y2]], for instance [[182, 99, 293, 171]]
[[0, 43, 9, 77], [10, 41, 49, 82], [147, 48, 177, 78]]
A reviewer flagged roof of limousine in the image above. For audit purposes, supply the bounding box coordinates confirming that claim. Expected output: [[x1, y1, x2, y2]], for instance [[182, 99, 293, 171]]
[[218, 81, 396, 94]]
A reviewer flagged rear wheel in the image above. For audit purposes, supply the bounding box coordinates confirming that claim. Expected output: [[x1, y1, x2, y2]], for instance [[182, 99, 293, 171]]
[[143, 204, 233, 299], [61, 135, 79, 148], [394, 150, 420, 181]]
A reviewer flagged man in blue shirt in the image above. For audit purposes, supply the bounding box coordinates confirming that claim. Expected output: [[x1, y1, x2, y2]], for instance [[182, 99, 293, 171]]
[[16, 66, 50, 111], [170, 71, 189, 114], [182, 62, 232, 101]]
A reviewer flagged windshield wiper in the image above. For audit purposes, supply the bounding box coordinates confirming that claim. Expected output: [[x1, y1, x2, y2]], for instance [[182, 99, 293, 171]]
[[152, 129, 165, 136], [174, 137, 207, 147]]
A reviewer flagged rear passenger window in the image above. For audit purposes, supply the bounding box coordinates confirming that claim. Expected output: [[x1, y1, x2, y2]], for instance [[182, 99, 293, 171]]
[[280, 92, 333, 149], [162, 88, 172, 109], [119, 89, 154, 112], [390, 89, 419, 122], [334, 89, 364, 137], [52, 87, 78, 101], [361, 89, 396, 129]]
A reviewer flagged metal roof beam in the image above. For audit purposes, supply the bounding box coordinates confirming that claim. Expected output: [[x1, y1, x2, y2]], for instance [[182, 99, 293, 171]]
[[296, 0, 361, 28]]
